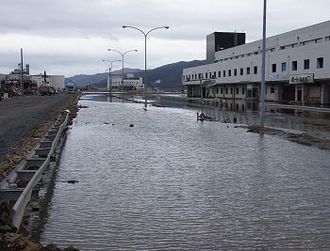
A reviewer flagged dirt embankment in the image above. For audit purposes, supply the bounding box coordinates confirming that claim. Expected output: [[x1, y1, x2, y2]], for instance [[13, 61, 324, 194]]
[[0, 93, 80, 182], [0, 232, 78, 251]]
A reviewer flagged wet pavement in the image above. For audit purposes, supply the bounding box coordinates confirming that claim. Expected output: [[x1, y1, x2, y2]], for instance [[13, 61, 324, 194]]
[[37, 94, 330, 250]]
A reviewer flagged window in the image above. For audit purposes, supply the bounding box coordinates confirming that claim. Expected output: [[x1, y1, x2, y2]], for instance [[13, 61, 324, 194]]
[[218, 71, 221, 77], [240, 68, 244, 75], [272, 64, 277, 73], [230, 88, 233, 94], [216, 88, 219, 94], [270, 87, 275, 94], [254, 66, 258, 74], [220, 88, 223, 94], [234, 69, 237, 76], [205, 72, 208, 78], [317, 57, 324, 69], [281, 62, 287, 72], [242, 87, 245, 95], [236, 88, 239, 95], [304, 59, 310, 70], [228, 70, 231, 77], [225, 88, 228, 94], [247, 67, 250, 75], [292, 61, 298, 71], [223, 71, 226, 77]]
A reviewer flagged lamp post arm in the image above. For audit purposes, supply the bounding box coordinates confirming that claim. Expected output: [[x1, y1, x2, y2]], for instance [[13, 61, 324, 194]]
[[122, 25, 146, 36], [108, 49, 124, 56], [123, 49, 138, 56], [146, 26, 169, 36]]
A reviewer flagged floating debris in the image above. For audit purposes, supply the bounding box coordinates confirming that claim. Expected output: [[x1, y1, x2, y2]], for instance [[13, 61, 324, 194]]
[[129, 124, 134, 128], [59, 180, 79, 184], [67, 180, 79, 184]]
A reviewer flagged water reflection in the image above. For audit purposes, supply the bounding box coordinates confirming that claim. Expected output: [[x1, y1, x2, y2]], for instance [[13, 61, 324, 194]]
[[39, 95, 330, 250]]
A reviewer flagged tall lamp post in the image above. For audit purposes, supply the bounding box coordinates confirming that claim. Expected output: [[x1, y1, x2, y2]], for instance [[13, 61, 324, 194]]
[[107, 49, 137, 92], [260, 0, 267, 127], [122, 25, 169, 109], [102, 59, 121, 95]]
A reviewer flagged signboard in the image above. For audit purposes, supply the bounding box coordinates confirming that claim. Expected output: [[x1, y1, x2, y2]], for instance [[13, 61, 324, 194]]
[[289, 73, 314, 84], [202, 80, 216, 88]]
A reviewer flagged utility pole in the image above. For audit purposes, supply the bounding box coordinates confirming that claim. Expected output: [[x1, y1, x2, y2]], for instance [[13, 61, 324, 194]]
[[20, 48, 24, 92]]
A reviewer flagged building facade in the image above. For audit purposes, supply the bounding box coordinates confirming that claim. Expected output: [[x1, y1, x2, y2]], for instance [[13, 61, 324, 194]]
[[206, 32, 246, 63], [30, 74, 65, 90], [110, 75, 144, 91], [183, 21, 330, 105]]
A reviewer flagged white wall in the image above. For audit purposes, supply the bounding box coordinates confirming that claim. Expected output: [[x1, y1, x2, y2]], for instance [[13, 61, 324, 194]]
[[183, 21, 330, 86], [51, 75, 65, 90], [111, 77, 144, 90], [30, 75, 65, 90]]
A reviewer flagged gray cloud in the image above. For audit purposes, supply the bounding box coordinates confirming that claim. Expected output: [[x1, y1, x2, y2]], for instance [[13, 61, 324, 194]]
[[0, 0, 328, 77]]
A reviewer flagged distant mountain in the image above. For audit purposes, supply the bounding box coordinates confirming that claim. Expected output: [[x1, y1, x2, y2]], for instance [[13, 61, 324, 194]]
[[65, 68, 142, 88], [135, 60, 207, 90], [65, 60, 206, 90]]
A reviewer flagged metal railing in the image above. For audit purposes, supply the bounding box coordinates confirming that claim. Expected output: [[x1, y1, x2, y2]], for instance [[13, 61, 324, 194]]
[[12, 112, 69, 229]]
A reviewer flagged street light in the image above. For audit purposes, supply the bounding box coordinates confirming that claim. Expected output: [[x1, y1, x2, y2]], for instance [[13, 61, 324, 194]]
[[122, 25, 169, 109], [102, 59, 121, 95], [107, 49, 138, 92], [260, 0, 267, 127]]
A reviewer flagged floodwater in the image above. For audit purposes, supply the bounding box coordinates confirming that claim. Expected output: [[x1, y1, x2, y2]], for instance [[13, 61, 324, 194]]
[[40, 94, 330, 250]]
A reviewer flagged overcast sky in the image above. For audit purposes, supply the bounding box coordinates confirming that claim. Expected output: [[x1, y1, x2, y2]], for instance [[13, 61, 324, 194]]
[[0, 0, 328, 77]]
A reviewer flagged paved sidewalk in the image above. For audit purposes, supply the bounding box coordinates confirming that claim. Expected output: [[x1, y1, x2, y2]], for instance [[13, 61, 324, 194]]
[[266, 103, 330, 113]]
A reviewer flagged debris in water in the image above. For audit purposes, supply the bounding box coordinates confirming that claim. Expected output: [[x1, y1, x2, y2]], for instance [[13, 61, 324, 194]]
[[59, 180, 79, 184], [67, 180, 79, 184], [129, 124, 134, 128]]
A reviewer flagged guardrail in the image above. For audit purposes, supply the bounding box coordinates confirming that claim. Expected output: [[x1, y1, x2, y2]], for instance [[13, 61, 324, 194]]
[[11, 112, 69, 229]]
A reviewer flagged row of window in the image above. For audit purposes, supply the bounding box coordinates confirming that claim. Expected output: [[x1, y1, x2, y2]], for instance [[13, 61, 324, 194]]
[[210, 86, 275, 96], [271, 57, 324, 73], [184, 57, 324, 81], [215, 35, 330, 63]]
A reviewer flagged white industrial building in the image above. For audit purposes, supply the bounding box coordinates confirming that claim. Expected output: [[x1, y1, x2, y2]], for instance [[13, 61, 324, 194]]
[[183, 21, 330, 105], [30, 74, 65, 90], [110, 74, 144, 91]]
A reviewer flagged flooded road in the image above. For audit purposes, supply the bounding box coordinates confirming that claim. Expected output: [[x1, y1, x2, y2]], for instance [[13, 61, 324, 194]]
[[40, 94, 330, 250]]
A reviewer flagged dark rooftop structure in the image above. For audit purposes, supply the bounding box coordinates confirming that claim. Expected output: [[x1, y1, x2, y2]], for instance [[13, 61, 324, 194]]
[[206, 32, 246, 63]]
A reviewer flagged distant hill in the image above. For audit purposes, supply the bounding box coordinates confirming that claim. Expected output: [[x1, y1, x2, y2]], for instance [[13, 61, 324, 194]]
[[65, 60, 206, 90], [65, 68, 142, 88], [135, 60, 207, 90]]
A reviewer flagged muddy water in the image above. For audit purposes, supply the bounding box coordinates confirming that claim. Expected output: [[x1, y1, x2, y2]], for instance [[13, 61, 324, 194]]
[[40, 94, 330, 250]]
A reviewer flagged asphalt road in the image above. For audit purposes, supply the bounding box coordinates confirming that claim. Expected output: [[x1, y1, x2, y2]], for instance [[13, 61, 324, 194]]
[[0, 94, 72, 160]]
